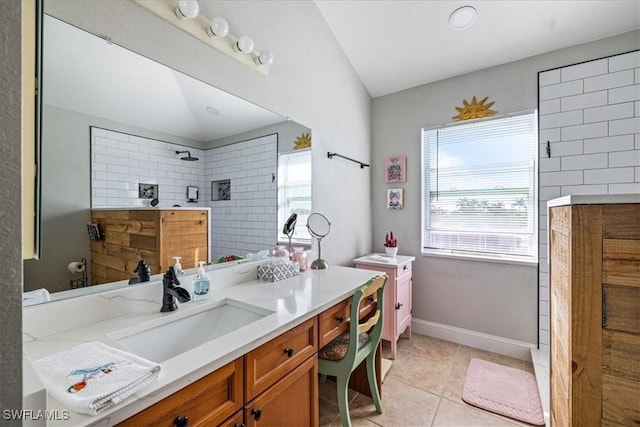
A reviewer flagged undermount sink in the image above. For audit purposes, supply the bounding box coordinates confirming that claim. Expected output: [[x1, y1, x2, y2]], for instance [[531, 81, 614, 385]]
[[110, 299, 274, 362]]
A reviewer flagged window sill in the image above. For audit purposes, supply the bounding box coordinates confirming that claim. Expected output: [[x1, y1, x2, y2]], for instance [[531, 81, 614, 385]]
[[421, 249, 538, 266]]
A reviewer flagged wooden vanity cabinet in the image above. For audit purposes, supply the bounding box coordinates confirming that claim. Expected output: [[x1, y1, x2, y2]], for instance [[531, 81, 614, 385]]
[[549, 202, 640, 426], [90, 209, 209, 285], [354, 255, 414, 359], [116, 358, 243, 427]]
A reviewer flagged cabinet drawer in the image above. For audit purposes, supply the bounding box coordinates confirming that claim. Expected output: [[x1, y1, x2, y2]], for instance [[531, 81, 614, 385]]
[[117, 358, 243, 427], [355, 261, 411, 279], [245, 317, 317, 401], [318, 299, 350, 347]]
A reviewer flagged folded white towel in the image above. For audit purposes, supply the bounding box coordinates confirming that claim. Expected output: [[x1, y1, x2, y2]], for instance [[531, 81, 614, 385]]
[[33, 342, 161, 416]]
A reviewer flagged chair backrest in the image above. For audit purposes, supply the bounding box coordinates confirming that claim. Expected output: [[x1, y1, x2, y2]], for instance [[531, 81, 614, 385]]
[[345, 275, 387, 360]]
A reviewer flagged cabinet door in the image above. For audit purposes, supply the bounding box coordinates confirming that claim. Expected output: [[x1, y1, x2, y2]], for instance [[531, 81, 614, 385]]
[[244, 356, 318, 427], [117, 358, 243, 427], [395, 271, 412, 336]]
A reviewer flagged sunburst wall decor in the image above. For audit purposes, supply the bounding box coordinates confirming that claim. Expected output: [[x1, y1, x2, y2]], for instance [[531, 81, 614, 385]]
[[293, 132, 311, 150], [452, 96, 497, 121]]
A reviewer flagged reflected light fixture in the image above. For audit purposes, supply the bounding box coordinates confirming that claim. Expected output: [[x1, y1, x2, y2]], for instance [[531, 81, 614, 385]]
[[135, 0, 274, 75], [174, 0, 199, 20], [207, 16, 229, 38], [449, 6, 477, 30]]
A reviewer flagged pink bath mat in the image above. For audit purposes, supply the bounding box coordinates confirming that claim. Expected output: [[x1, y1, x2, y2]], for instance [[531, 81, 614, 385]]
[[462, 358, 544, 426]]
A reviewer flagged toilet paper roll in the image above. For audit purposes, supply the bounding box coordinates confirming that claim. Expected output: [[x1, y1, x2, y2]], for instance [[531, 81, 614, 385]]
[[67, 262, 85, 274]]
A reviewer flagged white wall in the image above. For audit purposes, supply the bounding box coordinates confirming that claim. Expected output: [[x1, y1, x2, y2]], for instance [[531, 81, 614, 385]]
[[371, 31, 640, 348]]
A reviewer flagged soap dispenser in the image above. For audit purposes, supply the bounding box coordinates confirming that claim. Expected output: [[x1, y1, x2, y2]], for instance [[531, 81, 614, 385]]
[[172, 256, 184, 276], [191, 261, 211, 302]]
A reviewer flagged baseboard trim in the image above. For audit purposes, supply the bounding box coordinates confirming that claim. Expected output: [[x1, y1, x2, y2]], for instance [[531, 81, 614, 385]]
[[412, 318, 536, 362]]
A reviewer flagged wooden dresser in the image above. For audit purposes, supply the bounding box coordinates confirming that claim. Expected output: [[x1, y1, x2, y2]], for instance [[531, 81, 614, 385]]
[[90, 209, 209, 284], [353, 254, 415, 359], [548, 196, 639, 426]]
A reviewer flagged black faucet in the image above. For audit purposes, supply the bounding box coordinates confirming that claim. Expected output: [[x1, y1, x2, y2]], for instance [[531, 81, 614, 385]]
[[161, 266, 191, 312]]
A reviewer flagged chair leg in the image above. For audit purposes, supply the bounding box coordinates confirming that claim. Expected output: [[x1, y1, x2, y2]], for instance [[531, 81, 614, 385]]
[[336, 376, 352, 427], [365, 354, 383, 414]]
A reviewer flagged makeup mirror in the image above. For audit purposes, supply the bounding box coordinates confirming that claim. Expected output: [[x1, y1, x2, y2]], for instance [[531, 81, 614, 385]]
[[306, 213, 331, 270]]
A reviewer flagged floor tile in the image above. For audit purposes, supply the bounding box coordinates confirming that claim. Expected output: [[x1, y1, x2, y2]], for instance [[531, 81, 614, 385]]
[[319, 334, 541, 427]]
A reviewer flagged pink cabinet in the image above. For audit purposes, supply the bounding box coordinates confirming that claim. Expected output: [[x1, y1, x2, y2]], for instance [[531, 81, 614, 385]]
[[353, 254, 415, 359]]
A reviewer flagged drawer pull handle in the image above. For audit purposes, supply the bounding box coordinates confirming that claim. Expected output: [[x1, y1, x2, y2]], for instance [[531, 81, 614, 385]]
[[395, 302, 403, 310], [283, 348, 294, 357], [251, 409, 263, 421], [174, 416, 189, 427], [234, 424, 246, 427], [403, 265, 408, 270], [367, 295, 375, 303], [336, 315, 344, 323]]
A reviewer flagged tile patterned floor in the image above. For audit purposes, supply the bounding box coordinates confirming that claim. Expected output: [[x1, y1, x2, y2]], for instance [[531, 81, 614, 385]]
[[319, 334, 537, 427]]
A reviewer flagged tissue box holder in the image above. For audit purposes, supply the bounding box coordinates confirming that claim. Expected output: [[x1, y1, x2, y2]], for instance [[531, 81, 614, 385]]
[[258, 262, 300, 282]]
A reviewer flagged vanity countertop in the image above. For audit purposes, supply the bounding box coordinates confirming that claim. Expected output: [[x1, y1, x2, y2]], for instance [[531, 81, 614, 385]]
[[353, 253, 415, 267], [22, 263, 381, 426], [547, 193, 640, 208]]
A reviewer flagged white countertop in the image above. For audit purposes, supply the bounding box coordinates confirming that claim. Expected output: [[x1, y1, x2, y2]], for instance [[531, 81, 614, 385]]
[[23, 263, 380, 426], [547, 193, 640, 208], [353, 253, 415, 267]]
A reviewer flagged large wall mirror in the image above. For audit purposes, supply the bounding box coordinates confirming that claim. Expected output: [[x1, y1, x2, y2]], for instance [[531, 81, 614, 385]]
[[23, 14, 311, 302]]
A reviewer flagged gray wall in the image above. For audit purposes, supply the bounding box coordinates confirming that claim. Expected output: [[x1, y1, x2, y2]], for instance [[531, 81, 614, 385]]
[[0, 0, 23, 420], [208, 120, 311, 155], [371, 30, 640, 344]]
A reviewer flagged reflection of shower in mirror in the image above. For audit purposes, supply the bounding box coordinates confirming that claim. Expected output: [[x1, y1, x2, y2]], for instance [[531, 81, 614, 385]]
[[176, 150, 199, 161]]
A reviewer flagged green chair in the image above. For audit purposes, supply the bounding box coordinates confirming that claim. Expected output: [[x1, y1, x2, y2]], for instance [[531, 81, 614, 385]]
[[318, 275, 387, 427]]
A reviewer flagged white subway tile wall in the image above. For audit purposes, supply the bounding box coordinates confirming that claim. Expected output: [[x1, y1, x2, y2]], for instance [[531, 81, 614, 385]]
[[537, 50, 640, 349], [91, 128, 278, 261], [205, 135, 277, 260]]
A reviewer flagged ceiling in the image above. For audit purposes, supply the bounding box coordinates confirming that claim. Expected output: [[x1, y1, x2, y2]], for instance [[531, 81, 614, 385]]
[[315, 1, 640, 97]]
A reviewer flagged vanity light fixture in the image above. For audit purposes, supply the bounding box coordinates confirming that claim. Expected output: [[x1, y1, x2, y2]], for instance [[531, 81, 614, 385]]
[[234, 35, 255, 54], [449, 6, 477, 30], [135, 0, 273, 75], [207, 16, 229, 38], [174, 0, 199, 20]]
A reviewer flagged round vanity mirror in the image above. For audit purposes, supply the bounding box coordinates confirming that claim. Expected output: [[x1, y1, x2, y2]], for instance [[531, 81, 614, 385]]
[[306, 213, 331, 269]]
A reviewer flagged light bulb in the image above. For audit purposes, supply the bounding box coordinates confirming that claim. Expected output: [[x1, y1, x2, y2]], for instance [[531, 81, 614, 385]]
[[207, 16, 229, 38], [255, 49, 274, 67], [175, 0, 199, 20], [234, 35, 254, 54]]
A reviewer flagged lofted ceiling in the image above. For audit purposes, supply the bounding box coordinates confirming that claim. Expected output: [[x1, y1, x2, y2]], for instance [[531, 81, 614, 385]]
[[315, 0, 640, 97]]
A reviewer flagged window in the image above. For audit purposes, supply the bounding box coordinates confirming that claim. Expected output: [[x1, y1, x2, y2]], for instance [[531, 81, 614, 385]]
[[278, 150, 312, 243], [421, 111, 537, 261]]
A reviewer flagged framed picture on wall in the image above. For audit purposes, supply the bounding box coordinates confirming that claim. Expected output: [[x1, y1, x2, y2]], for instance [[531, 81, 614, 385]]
[[385, 156, 406, 183], [387, 188, 403, 209]]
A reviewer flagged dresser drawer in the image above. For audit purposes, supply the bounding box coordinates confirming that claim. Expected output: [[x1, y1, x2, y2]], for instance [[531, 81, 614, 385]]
[[355, 261, 411, 280], [117, 358, 243, 427], [245, 317, 317, 401], [318, 299, 350, 347]]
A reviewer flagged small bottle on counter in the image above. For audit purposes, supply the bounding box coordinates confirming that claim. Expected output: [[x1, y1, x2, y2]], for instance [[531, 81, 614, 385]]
[[191, 261, 211, 302], [291, 247, 308, 271], [173, 256, 184, 275]]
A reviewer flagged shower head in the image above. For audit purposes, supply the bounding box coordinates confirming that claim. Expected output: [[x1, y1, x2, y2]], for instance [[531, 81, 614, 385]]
[[176, 150, 199, 161]]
